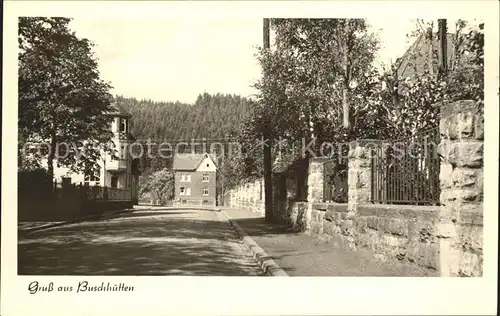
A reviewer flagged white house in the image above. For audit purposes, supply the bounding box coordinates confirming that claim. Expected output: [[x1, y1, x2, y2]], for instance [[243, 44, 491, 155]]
[[47, 103, 138, 200]]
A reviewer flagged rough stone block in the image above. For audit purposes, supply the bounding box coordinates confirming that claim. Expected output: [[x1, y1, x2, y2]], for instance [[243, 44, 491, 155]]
[[448, 141, 483, 168], [475, 112, 484, 140], [440, 189, 458, 205], [384, 218, 408, 237], [366, 216, 379, 231], [323, 221, 340, 237], [311, 209, 320, 222], [355, 169, 371, 188], [437, 139, 452, 161], [318, 209, 325, 221], [457, 224, 483, 252], [420, 243, 439, 270], [310, 221, 324, 235], [308, 162, 323, 174], [324, 210, 335, 222], [456, 188, 481, 202], [452, 168, 480, 188], [455, 112, 476, 138], [333, 212, 342, 225], [439, 116, 452, 138], [457, 251, 482, 277], [349, 146, 370, 159], [417, 226, 434, 243], [459, 204, 483, 226], [437, 222, 457, 239], [440, 100, 477, 118], [340, 219, 353, 235], [340, 211, 350, 220], [439, 163, 453, 189], [476, 169, 484, 192], [354, 217, 368, 233], [382, 234, 403, 248], [352, 188, 371, 204]]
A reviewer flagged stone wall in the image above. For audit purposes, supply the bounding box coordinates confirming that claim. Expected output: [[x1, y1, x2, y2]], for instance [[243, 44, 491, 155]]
[[309, 203, 350, 249], [224, 160, 312, 229], [225, 179, 265, 216], [354, 204, 440, 270], [222, 100, 483, 277], [438, 100, 484, 276]]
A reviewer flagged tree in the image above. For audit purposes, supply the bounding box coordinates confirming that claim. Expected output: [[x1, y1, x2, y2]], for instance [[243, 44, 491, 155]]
[[115, 93, 253, 176], [252, 18, 380, 157], [369, 19, 484, 140], [18, 17, 114, 178], [139, 168, 174, 204]]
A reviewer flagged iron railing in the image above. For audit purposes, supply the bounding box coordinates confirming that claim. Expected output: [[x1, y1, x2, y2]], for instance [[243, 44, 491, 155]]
[[84, 186, 132, 201], [323, 157, 348, 203], [370, 127, 441, 205]]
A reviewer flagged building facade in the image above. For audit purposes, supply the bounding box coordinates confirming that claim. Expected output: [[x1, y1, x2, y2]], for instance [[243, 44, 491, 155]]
[[50, 103, 139, 202], [172, 153, 217, 206]]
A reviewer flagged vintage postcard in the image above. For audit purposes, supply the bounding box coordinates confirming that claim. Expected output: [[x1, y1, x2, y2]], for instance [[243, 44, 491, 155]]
[[2, 1, 499, 315]]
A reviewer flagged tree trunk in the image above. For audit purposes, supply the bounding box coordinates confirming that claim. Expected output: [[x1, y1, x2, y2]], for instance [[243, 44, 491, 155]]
[[47, 127, 57, 182], [438, 19, 448, 76], [342, 21, 351, 130], [426, 26, 434, 76], [342, 87, 349, 129], [263, 130, 274, 222], [263, 18, 274, 222]]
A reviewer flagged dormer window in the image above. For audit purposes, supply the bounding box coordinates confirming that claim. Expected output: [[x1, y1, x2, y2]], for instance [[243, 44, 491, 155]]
[[120, 118, 127, 133]]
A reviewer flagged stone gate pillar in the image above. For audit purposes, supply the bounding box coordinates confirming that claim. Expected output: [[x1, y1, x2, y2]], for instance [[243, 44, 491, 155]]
[[306, 158, 328, 231], [438, 100, 484, 277], [346, 139, 380, 248]]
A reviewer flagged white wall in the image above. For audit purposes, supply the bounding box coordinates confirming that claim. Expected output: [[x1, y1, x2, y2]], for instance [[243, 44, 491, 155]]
[[196, 156, 217, 172]]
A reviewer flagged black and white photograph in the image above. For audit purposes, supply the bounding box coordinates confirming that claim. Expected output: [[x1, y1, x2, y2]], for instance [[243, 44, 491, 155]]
[[2, 1, 498, 315]]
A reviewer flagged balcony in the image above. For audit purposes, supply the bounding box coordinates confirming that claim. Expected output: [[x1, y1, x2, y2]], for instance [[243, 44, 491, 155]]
[[106, 159, 128, 171]]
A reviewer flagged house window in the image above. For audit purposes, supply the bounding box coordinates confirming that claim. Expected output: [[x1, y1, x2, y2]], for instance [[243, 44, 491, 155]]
[[110, 176, 118, 188], [85, 169, 101, 186], [202, 173, 209, 182], [120, 145, 125, 159], [185, 188, 191, 196], [120, 118, 127, 133], [202, 188, 209, 196], [180, 187, 185, 195], [206, 163, 210, 167], [180, 174, 191, 182]]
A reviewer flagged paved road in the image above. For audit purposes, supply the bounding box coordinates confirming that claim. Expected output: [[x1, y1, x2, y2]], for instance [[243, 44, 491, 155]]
[[18, 208, 264, 276]]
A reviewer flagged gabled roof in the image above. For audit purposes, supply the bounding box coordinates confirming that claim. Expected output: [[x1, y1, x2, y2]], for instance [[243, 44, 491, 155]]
[[172, 153, 217, 171], [395, 32, 456, 80], [107, 102, 132, 118]]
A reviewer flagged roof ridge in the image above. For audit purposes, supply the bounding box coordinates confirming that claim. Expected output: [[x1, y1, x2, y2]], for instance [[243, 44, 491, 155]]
[[172, 152, 217, 170]]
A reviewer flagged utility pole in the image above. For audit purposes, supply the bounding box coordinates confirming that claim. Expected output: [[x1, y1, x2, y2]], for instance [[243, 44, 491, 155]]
[[438, 19, 448, 76], [262, 18, 274, 222]]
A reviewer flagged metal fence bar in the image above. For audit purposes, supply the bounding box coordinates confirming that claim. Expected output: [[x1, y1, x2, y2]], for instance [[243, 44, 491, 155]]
[[370, 127, 440, 206], [323, 157, 348, 203]]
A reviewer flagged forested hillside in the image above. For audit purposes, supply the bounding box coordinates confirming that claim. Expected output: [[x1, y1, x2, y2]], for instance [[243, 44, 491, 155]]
[[116, 93, 252, 141], [116, 93, 253, 179]]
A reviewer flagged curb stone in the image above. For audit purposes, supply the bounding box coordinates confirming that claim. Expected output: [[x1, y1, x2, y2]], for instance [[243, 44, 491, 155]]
[[18, 208, 135, 233], [220, 210, 289, 277]]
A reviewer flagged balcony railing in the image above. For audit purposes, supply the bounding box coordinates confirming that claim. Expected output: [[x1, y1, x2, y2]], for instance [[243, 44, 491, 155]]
[[106, 159, 128, 171]]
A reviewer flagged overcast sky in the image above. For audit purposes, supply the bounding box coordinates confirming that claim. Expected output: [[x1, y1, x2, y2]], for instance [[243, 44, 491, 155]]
[[69, 18, 421, 104]]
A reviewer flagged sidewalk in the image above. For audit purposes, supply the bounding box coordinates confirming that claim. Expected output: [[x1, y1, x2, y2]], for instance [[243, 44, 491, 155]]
[[224, 208, 437, 276]]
